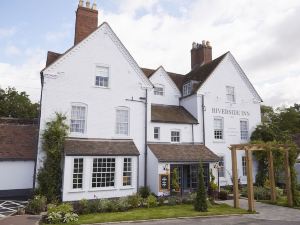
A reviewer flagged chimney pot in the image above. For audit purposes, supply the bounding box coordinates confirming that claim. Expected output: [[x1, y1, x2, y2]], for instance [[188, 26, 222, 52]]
[[202, 40, 206, 46], [206, 41, 211, 47], [92, 2, 97, 10], [86, 0, 91, 8], [79, 0, 84, 7]]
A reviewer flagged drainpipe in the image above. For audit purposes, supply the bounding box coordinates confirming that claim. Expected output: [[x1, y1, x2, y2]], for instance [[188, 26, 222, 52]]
[[192, 124, 194, 144], [33, 72, 44, 191], [144, 89, 148, 187], [201, 95, 206, 145]]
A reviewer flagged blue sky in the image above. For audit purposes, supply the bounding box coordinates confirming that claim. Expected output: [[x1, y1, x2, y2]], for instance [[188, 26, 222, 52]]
[[1, 0, 300, 106]]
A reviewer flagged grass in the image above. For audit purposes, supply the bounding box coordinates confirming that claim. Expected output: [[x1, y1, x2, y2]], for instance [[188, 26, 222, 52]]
[[49, 203, 249, 225], [259, 196, 300, 209]]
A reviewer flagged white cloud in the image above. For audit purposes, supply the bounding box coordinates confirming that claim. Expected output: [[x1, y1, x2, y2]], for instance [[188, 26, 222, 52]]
[[5, 44, 21, 56], [0, 48, 44, 102], [0, 27, 16, 39], [1, 0, 300, 107]]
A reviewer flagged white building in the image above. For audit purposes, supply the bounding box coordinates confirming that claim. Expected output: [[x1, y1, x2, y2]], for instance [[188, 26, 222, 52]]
[[36, 1, 262, 201]]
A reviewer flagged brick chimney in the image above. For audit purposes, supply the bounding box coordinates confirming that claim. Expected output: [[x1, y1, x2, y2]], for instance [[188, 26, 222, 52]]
[[74, 0, 98, 45], [191, 40, 212, 69]]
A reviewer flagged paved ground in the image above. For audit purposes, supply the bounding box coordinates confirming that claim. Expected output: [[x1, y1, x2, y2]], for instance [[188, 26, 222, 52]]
[[101, 199, 300, 225], [0, 215, 41, 225]]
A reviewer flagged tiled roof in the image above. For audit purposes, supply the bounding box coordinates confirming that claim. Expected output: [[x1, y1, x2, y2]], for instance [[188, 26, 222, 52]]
[[148, 143, 219, 162], [0, 118, 38, 160], [151, 104, 198, 124], [46, 51, 62, 67], [64, 139, 140, 156]]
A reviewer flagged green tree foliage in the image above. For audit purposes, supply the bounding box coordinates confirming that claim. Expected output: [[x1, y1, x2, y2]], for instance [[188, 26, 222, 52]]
[[0, 87, 39, 118], [251, 104, 300, 206], [171, 168, 180, 192], [194, 161, 208, 212], [37, 113, 68, 202]]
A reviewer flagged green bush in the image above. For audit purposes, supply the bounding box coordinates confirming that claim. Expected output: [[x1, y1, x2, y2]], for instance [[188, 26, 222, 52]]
[[139, 186, 151, 198], [96, 199, 110, 212], [127, 194, 142, 208], [157, 197, 166, 206], [241, 186, 271, 200], [146, 195, 158, 208], [116, 197, 130, 212], [26, 195, 47, 214], [218, 190, 229, 200], [194, 161, 208, 212], [74, 199, 89, 214], [87, 200, 99, 213], [167, 196, 177, 206], [47, 203, 78, 224]]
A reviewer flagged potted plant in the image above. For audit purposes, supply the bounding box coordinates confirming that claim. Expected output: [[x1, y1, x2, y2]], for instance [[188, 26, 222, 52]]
[[171, 168, 180, 194]]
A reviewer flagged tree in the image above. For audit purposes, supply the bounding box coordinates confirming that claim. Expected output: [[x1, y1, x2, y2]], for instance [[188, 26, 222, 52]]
[[0, 87, 39, 118], [194, 161, 208, 212], [37, 113, 68, 202]]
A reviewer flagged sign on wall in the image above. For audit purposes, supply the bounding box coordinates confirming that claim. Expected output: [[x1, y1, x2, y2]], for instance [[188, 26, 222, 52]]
[[159, 174, 170, 191], [212, 107, 250, 117]]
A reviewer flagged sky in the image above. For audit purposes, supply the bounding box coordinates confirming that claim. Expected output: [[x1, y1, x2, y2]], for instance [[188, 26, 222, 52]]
[[0, 0, 300, 107]]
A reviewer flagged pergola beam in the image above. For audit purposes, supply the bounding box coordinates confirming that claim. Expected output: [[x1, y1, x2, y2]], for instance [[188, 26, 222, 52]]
[[231, 147, 239, 208], [245, 149, 255, 212], [268, 150, 276, 202]]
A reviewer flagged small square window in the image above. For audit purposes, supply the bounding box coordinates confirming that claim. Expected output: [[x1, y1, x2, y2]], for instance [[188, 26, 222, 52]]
[[154, 127, 160, 140], [95, 66, 109, 87], [171, 131, 180, 143], [154, 86, 164, 96], [226, 86, 235, 102]]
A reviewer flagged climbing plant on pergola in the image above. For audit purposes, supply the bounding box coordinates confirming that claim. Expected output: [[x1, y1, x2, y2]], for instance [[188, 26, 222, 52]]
[[229, 143, 294, 212]]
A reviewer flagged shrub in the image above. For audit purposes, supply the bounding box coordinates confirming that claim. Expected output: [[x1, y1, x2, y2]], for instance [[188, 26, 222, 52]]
[[116, 197, 130, 212], [167, 196, 177, 206], [96, 199, 110, 212], [87, 200, 99, 213], [74, 199, 89, 214], [241, 186, 271, 200], [194, 161, 208, 212], [171, 168, 180, 192], [127, 194, 142, 208], [139, 186, 151, 198], [218, 189, 229, 200], [182, 193, 195, 204], [26, 195, 47, 214], [47, 203, 78, 224], [146, 195, 158, 208], [157, 197, 166, 206]]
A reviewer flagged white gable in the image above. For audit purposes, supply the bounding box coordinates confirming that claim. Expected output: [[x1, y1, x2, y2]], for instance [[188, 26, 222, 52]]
[[198, 52, 262, 103], [149, 66, 181, 105]]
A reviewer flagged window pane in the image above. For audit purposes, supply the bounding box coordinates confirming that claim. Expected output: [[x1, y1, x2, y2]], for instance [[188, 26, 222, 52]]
[[154, 86, 164, 96], [154, 127, 160, 139], [95, 66, 109, 87], [73, 158, 84, 189], [70, 106, 86, 133], [240, 120, 248, 140], [92, 158, 115, 188], [242, 156, 247, 176], [226, 86, 235, 102], [219, 156, 225, 177], [171, 131, 180, 143], [214, 118, 223, 140], [116, 109, 129, 135], [123, 158, 132, 186]]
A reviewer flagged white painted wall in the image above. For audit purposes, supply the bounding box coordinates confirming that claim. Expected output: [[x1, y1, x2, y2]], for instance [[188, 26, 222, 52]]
[[62, 156, 138, 201], [149, 67, 181, 106], [0, 161, 34, 190], [37, 23, 151, 190], [147, 148, 158, 194], [197, 53, 261, 185]]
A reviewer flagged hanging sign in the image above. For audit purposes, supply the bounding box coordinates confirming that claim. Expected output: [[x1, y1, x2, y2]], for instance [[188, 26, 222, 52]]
[[159, 174, 170, 191]]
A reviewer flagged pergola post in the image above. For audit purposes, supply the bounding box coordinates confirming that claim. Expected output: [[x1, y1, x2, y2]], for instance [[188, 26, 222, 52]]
[[284, 149, 293, 207], [231, 147, 239, 208], [245, 149, 255, 212], [268, 150, 276, 202]]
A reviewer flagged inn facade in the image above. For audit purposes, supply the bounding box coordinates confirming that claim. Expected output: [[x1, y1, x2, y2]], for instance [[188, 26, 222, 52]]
[[35, 1, 262, 201]]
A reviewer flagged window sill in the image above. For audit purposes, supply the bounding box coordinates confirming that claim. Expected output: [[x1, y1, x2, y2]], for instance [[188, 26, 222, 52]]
[[93, 85, 110, 89], [69, 133, 88, 138], [68, 189, 85, 193], [213, 140, 225, 143], [88, 188, 117, 192], [113, 135, 132, 139], [119, 186, 135, 190]]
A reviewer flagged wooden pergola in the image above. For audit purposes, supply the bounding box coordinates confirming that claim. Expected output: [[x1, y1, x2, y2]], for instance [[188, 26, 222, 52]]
[[229, 143, 293, 212]]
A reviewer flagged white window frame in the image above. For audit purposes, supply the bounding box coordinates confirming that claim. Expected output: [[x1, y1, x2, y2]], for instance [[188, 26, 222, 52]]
[[240, 119, 249, 141], [214, 117, 224, 140], [154, 127, 160, 140], [154, 84, 165, 96], [182, 81, 192, 96], [72, 158, 84, 190], [91, 157, 116, 189], [123, 158, 132, 187], [242, 156, 247, 176], [226, 86, 235, 102], [70, 103, 87, 134], [95, 65, 110, 88], [218, 156, 225, 178], [171, 130, 180, 143], [115, 107, 130, 136]]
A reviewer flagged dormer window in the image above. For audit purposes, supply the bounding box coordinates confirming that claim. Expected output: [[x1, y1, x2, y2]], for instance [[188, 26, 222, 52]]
[[154, 84, 164, 96], [226, 86, 235, 102], [183, 81, 192, 96], [95, 65, 109, 87]]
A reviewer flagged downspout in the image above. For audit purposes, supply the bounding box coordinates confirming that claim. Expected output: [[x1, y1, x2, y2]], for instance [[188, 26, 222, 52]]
[[33, 72, 44, 190], [192, 124, 194, 144], [201, 95, 206, 145], [144, 89, 148, 187]]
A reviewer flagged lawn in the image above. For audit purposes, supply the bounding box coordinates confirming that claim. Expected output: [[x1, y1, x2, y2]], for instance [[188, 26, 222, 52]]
[[50, 203, 249, 225], [260, 197, 300, 209]]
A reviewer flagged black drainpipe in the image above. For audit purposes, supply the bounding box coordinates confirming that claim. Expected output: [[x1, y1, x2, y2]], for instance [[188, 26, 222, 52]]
[[201, 95, 206, 145], [192, 124, 194, 144], [144, 89, 148, 187]]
